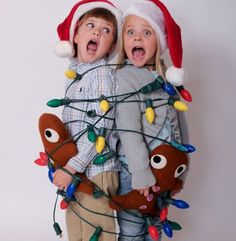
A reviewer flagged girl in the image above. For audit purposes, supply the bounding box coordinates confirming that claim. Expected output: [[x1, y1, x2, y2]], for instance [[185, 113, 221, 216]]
[[115, 0, 189, 240]]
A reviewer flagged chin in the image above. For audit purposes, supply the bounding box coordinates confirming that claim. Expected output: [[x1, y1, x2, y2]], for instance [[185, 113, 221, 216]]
[[132, 59, 146, 68]]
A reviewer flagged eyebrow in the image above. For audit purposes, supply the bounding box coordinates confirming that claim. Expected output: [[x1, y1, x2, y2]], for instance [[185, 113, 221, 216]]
[[125, 24, 152, 29], [86, 17, 113, 28]]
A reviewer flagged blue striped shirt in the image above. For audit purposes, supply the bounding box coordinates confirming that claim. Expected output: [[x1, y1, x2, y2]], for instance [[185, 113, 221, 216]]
[[62, 58, 120, 179]]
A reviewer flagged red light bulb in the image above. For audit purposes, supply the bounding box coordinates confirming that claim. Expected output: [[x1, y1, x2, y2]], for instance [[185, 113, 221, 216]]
[[148, 225, 159, 240], [180, 88, 192, 102], [160, 207, 168, 222], [60, 199, 69, 210]]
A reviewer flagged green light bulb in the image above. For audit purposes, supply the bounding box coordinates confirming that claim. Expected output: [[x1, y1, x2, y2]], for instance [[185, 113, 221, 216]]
[[93, 150, 115, 165], [169, 221, 182, 231], [87, 126, 97, 143], [89, 227, 102, 241], [47, 98, 71, 108]]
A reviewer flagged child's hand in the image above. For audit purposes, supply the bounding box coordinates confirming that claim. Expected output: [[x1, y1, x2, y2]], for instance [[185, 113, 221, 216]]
[[53, 165, 76, 190], [137, 185, 160, 197]]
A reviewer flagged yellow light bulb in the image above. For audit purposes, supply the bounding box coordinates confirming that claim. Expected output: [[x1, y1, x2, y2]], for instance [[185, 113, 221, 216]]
[[96, 136, 106, 154], [99, 99, 110, 112], [174, 101, 188, 111], [65, 70, 77, 79], [145, 107, 155, 124]]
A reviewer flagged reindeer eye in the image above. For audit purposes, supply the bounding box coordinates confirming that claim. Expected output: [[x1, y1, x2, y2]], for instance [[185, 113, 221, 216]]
[[174, 164, 187, 178], [44, 128, 59, 143], [150, 154, 167, 169]]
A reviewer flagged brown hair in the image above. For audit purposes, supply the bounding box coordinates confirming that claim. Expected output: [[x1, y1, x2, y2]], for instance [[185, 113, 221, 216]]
[[117, 16, 165, 78], [73, 8, 117, 58]]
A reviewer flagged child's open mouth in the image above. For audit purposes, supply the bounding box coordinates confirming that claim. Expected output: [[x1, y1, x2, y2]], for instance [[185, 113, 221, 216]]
[[87, 40, 98, 54], [132, 47, 145, 59]]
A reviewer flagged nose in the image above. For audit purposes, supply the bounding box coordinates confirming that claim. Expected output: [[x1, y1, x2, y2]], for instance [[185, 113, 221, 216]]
[[92, 29, 100, 37], [134, 34, 142, 42]]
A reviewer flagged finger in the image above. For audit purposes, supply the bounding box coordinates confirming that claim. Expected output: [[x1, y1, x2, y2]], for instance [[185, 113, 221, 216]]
[[152, 185, 160, 192], [139, 189, 144, 195], [144, 188, 149, 197], [58, 185, 65, 191]]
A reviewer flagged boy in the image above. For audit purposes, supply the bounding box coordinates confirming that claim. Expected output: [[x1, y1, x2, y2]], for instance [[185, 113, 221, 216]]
[[52, 1, 121, 241]]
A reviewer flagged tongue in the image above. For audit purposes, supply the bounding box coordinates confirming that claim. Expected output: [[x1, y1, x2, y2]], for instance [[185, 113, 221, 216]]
[[87, 42, 97, 52], [133, 49, 145, 58]]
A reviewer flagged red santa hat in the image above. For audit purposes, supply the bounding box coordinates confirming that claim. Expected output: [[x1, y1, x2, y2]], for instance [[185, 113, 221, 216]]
[[54, 0, 121, 60], [123, 0, 186, 86]]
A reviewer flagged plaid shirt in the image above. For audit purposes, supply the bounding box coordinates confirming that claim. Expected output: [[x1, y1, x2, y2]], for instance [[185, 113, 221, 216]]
[[62, 58, 120, 179]]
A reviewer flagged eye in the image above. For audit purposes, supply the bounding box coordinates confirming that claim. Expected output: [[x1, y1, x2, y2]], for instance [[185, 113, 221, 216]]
[[150, 154, 167, 169], [127, 29, 134, 36], [174, 164, 187, 178], [143, 30, 152, 36], [87, 22, 94, 29], [44, 128, 59, 143], [103, 27, 111, 34]]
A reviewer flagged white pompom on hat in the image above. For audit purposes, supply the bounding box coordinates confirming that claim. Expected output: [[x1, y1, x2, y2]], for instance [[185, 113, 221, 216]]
[[54, 0, 122, 60], [123, 0, 186, 86]]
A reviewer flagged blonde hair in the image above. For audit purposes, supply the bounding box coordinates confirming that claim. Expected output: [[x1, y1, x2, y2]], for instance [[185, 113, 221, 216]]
[[117, 16, 166, 79]]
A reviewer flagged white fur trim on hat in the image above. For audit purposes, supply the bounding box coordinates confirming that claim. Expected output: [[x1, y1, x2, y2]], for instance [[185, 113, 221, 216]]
[[54, 41, 75, 58], [165, 66, 186, 86]]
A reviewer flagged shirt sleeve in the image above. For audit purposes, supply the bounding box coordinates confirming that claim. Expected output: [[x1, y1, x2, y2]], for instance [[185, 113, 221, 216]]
[[115, 69, 156, 189], [67, 67, 116, 172]]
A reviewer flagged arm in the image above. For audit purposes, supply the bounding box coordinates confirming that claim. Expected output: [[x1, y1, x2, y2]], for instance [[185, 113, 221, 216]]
[[115, 69, 156, 190], [66, 66, 116, 172]]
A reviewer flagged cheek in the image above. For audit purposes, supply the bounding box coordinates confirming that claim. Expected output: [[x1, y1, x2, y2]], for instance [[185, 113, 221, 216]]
[[123, 39, 131, 53]]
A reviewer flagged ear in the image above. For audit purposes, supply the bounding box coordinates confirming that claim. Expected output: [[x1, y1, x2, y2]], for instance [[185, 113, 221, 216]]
[[74, 33, 79, 44]]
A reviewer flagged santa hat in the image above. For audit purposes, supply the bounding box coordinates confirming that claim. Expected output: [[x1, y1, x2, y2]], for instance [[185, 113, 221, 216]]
[[123, 0, 186, 86], [54, 0, 121, 60]]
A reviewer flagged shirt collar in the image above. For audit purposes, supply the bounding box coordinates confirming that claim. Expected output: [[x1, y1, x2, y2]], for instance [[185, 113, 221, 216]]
[[69, 58, 108, 74]]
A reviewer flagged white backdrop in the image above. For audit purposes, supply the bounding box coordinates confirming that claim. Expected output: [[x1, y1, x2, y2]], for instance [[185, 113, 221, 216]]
[[1, 0, 236, 240]]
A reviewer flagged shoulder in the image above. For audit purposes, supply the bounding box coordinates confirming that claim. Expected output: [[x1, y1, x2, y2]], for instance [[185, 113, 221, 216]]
[[115, 65, 154, 92]]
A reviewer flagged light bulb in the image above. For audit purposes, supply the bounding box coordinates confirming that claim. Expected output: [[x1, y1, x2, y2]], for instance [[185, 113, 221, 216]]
[[100, 99, 110, 112], [145, 99, 155, 124], [96, 137, 105, 154], [173, 100, 188, 112], [163, 221, 173, 238], [47, 98, 71, 108], [66, 178, 81, 198], [87, 125, 97, 143], [162, 82, 176, 96], [48, 167, 55, 183], [169, 221, 182, 230], [65, 70, 77, 79], [182, 144, 196, 153], [95, 128, 107, 153], [160, 207, 168, 222], [93, 150, 115, 165], [89, 227, 102, 241], [177, 86, 192, 102], [60, 199, 69, 210], [148, 225, 159, 240]]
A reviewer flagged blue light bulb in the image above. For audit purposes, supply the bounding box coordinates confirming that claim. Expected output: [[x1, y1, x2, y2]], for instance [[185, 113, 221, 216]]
[[48, 168, 55, 183], [182, 144, 196, 153], [163, 221, 173, 238], [162, 83, 176, 96], [66, 183, 77, 198], [174, 199, 190, 209]]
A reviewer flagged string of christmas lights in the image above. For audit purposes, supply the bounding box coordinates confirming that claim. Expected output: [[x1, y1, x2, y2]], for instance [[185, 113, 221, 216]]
[[36, 62, 194, 240]]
